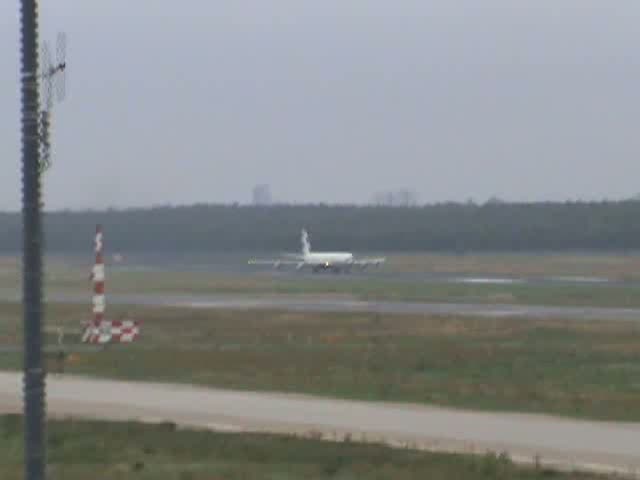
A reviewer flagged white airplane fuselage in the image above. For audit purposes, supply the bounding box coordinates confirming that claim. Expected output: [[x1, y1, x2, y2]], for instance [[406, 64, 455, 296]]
[[303, 252, 354, 267]]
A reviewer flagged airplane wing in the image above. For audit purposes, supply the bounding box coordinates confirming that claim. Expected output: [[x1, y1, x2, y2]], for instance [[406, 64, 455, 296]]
[[281, 253, 304, 260], [351, 257, 386, 268], [248, 259, 304, 269]]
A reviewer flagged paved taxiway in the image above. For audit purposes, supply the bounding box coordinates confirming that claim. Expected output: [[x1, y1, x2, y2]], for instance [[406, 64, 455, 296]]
[[0, 372, 638, 475], [1, 290, 639, 321]]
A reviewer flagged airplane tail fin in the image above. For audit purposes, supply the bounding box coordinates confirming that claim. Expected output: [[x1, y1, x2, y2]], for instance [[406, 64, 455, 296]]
[[301, 229, 311, 256]]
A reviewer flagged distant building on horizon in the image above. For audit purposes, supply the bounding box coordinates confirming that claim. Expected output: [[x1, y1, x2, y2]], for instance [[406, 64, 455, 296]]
[[252, 184, 272, 205], [372, 189, 418, 207]]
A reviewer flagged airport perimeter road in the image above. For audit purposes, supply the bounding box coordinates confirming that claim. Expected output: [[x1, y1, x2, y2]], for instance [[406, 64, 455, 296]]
[[0, 372, 639, 475]]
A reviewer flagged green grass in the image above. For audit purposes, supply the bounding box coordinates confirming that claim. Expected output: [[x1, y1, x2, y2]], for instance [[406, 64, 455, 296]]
[[2, 302, 640, 421], [0, 415, 608, 479], [388, 252, 640, 280]]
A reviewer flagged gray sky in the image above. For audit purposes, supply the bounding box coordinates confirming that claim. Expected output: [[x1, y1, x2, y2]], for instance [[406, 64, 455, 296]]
[[2, 1, 639, 210]]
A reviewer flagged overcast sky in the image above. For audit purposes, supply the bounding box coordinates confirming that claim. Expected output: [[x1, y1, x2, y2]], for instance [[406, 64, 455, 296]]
[[1, 1, 639, 210]]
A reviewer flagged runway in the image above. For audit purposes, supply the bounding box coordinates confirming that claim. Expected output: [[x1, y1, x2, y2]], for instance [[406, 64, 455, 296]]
[[170, 295, 640, 321], [0, 371, 638, 475], [2, 289, 639, 321]]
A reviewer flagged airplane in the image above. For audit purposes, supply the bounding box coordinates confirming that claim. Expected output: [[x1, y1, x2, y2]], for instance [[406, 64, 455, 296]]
[[248, 229, 386, 273]]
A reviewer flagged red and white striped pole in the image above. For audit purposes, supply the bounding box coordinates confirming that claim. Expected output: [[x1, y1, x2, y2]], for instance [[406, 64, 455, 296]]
[[82, 225, 106, 343], [92, 224, 105, 326], [83, 224, 140, 344]]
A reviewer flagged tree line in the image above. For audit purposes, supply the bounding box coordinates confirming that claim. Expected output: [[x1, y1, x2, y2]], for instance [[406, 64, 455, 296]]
[[1, 201, 640, 253]]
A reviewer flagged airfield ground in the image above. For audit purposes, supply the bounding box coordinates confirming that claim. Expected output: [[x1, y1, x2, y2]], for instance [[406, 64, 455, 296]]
[[0, 415, 606, 480], [4, 253, 640, 308], [2, 252, 640, 476], [1, 302, 640, 421], [386, 252, 640, 280], [27, 250, 640, 279]]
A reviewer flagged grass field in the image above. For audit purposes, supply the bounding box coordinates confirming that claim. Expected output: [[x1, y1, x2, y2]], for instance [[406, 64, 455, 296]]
[[2, 302, 640, 421], [389, 252, 640, 279], [0, 415, 607, 480], [4, 255, 640, 308]]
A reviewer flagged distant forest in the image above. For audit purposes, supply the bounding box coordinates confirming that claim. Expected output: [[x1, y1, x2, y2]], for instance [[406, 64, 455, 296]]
[[1, 201, 640, 253]]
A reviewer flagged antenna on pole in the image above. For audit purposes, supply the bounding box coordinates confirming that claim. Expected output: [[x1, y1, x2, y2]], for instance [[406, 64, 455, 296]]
[[39, 31, 67, 173], [55, 32, 67, 101]]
